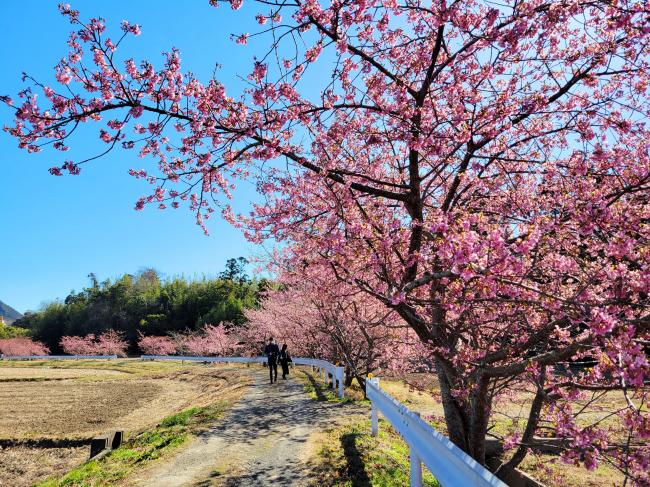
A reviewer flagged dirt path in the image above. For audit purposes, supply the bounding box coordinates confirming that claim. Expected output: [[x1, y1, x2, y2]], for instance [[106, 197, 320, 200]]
[[135, 368, 358, 486]]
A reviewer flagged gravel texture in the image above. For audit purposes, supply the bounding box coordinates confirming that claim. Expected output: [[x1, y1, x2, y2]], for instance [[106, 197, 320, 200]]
[[136, 368, 352, 487]]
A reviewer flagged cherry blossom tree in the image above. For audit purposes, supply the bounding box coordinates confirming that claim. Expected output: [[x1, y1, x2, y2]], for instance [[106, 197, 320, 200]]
[[173, 323, 239, 356], [244, 273, 426, 391], [60, 331, 128, 356], [60, 334, 98, 355], [95, 330, 129, 356], [202, 323, 241, 355], [0, 338, 50, 356], [4, 1, 649, 481], [242, 288, 330, 358], [137, 333, 177, 355]]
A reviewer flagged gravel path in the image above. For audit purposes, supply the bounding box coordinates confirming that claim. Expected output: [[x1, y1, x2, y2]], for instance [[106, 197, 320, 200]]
[[136, 368, 354, 487]]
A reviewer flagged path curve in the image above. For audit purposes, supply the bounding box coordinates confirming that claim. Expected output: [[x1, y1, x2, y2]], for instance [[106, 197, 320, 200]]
[[135, 367, 354, 486]]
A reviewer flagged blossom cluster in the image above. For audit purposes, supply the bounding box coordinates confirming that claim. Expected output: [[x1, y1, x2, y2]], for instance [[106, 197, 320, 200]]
[[59, 330, 128, 356], [4, 0, 649, 481], [138, 324, 239, 357], [0, 337, 49, 356]]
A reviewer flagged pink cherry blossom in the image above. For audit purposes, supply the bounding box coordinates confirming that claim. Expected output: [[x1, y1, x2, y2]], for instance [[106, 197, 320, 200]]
[[0, 338, 49, 356], [137, 334, 177, 355], [5, 1, 650, 482], [60, 331, 127, 356]]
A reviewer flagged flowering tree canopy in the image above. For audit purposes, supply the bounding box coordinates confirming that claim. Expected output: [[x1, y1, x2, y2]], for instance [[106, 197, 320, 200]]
[[137, 333, 177, 355], [0, 338, 49, 357], [4, 0, 649, 482], [60, 330, 128, 356], [244, 270, 427, 391], [173, 323, 240, 356]]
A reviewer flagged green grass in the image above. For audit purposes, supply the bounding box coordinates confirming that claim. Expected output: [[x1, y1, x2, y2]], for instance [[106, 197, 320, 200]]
[[159, 407, 200, 427], [298, 369, 439, 485], [297, 369, 359, 404], [313, 418, 440, 487], [35, 400, 234, 487]]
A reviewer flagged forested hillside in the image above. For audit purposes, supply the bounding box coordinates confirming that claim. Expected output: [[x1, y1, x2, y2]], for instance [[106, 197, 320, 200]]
[[13, 258, 270, 352]]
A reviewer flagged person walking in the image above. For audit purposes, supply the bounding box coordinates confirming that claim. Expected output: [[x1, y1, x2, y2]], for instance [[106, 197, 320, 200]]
[[279, 344, 292, 380], [263, 337, 280, 384]]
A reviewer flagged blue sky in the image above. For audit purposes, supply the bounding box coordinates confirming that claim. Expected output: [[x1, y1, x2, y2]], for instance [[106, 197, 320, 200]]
[[0, 1, 277, 312]]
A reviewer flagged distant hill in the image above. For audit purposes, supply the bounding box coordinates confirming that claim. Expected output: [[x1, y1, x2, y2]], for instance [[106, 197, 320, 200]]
[[0, 300, 22, 324]]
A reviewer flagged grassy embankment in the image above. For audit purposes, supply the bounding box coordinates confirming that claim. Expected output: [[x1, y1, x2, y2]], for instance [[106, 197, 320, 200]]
[[36, 401, 238, 487], [296, 367, 626, 487], [296, 368, 439, 486]]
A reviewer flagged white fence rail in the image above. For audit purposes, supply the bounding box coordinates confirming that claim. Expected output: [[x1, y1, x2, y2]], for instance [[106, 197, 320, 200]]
[[366, 378, 507, 487], [141, 355, 266, 364], [293, 357, 345, 399], [1, 355, 118, 360], [140, 355, 346, 398]]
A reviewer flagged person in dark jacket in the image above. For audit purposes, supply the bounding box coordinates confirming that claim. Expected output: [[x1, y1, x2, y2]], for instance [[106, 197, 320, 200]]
[[279, 343, 292, 380], [263, 337, 280, 384]]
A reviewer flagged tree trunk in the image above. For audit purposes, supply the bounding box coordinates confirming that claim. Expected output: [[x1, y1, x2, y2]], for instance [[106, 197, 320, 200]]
[[468, 377, 490, 465], [356, 374, 367, 397], [344, 367, 354, 386], [436, 359, 470, 452], [496, 367, 547, 479]]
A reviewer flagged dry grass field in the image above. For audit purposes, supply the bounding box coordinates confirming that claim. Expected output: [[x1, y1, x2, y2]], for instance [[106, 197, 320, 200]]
[[0, 359, 251, 486]]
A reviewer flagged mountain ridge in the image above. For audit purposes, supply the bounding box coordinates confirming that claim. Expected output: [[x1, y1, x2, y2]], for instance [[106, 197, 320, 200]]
[[0, 300, 22, 324]]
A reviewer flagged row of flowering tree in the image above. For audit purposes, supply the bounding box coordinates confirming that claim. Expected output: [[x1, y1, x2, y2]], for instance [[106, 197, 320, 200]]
[[60, 330, 129, 356], [0, 337, 49, 356], [138, 324, 240, 356], [243, 271, 428, 392], [59, 324, 240, 357], [4, 0, 648, 483]]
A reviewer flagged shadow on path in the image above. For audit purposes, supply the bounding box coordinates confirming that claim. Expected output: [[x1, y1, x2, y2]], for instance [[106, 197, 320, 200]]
[[303, 371, 329, 402], [138, 368, 359, 487], [341, 432, 371, 487]]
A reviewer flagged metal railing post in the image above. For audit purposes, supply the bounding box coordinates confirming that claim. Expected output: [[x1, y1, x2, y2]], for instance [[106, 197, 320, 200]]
[[336, 366, 344, 398], [369, 377, 380, 437], [410, 411, 423, 486], [371, 403, 379, 436], [410, 446, 423, 487]]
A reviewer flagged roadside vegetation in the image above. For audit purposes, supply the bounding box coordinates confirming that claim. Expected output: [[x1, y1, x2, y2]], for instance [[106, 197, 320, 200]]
[[36, 400, 241, 487], [311, 418, 439, 487], [297, 368, 358, 404], [297, 367, 627, 487], [296, 368, 439, 486]]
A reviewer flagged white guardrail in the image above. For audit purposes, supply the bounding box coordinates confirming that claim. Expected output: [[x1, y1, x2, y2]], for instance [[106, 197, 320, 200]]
[[366, 378, 507, 487], [1, 355, 118, 360], [141, 355, 346, 398]]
